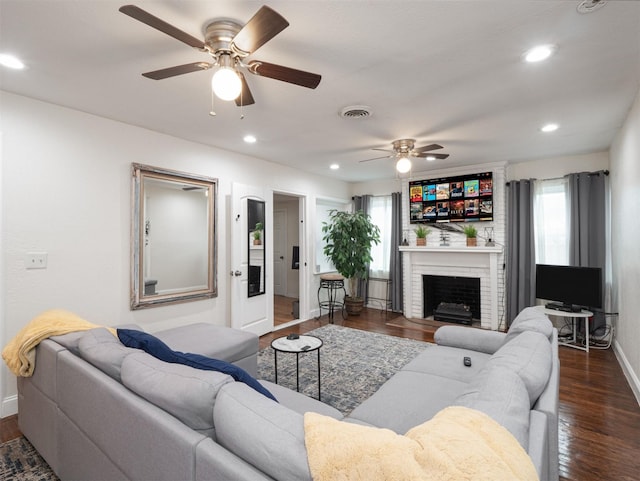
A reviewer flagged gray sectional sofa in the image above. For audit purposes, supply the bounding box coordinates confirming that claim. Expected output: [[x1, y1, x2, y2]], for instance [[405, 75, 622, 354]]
[[17, 306, 558, 481]]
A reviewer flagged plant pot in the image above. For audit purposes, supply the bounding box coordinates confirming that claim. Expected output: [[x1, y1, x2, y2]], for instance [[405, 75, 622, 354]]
[[416, 238, 426, 246], [253, 239, 261, 245], [344, 296, 365, 316], [466, 237, 477, 247]]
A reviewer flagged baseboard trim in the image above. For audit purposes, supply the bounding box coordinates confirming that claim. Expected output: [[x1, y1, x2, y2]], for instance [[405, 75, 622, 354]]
[[1, 394, 18, 418], [613, 339, 640, 407]]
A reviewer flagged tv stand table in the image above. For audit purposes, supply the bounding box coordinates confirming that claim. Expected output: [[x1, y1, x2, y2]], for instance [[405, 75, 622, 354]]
[[540, 306, 593, 353]]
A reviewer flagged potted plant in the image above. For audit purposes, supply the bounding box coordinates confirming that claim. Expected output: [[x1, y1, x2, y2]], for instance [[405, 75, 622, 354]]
[[253, 222, 263, 245], [322, 209, 381, 315], [414, 225, 431, 246], [463, 224, 477, 247]]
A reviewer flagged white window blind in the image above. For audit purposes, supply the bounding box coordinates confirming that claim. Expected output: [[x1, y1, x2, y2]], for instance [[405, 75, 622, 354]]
[[368, 195, 392, 279]]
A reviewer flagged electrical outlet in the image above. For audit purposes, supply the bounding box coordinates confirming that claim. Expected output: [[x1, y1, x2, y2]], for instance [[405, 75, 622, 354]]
[[25, 252, 48, 269]]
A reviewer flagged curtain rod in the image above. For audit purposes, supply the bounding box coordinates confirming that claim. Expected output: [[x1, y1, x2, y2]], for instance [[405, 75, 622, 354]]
[[506, 170, 609, 185]]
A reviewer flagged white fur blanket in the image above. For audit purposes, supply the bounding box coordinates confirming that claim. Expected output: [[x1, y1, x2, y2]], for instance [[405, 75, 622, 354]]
[[304, 405, 538, 481]]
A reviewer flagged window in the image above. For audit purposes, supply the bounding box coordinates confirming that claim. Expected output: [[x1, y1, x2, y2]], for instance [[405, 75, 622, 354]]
[[533, 178, 569, 265], [368, 195, 392, 278]]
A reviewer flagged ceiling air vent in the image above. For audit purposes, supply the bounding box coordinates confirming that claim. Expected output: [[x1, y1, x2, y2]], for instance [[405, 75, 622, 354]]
[[577, 0, 606, 14], [340, 105, 372, 119]]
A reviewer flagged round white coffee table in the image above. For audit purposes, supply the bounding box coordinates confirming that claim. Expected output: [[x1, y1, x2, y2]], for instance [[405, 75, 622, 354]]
[[271, 335, 323, 399]]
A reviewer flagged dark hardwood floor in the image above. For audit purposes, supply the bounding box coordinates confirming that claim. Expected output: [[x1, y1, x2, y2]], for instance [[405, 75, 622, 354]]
[[3, 307, 639, 481]]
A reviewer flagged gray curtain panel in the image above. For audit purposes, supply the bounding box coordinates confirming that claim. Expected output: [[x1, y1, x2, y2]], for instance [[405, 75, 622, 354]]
[[390, 192, 403, 312], [567, 170, 607, 333], [506, 179, 536, 326], [353, 195, 371, 299]]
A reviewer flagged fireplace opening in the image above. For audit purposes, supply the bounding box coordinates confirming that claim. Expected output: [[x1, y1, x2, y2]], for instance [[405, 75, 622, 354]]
[[423, 275, 480, 324]]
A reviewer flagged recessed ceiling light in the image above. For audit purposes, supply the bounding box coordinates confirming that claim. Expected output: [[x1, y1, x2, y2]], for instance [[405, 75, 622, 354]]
[[0, 53, 25, 70], [541, 123, 559, 133], [243, 134, 257, 144], [425, 155, 436, 162], [330, 163, 340, 170], [524, 45, 555, 63]]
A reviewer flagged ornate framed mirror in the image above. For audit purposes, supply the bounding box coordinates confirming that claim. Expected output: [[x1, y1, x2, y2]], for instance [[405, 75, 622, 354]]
[[131, 163, 217, 309]]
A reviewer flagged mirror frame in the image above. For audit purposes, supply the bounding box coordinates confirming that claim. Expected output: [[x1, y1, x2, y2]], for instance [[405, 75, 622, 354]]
[[131, 163, 218, 309]]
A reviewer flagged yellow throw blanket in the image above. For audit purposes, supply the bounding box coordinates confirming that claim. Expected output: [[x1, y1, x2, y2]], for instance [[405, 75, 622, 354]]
[[304, 406, 539, 481], [2, 309, 116, 377]]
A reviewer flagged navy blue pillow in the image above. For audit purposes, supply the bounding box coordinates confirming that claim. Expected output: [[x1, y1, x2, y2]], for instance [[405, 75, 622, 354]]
[[117, 329, 276, 402]]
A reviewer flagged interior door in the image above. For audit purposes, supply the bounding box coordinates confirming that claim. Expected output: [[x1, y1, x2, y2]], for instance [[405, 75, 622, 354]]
[[273, 209, 287, 296], [231, 183, 273, 336]]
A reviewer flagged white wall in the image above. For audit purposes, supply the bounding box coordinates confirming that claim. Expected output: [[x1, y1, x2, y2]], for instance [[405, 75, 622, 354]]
[[610, 87, 640, 404], [506, 151, 609, 181], [0, 92, 350, 416]]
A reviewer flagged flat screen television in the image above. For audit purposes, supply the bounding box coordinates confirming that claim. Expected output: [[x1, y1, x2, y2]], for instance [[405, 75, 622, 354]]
[[535, 264, 603, 312], [409, 171, 493, 224]]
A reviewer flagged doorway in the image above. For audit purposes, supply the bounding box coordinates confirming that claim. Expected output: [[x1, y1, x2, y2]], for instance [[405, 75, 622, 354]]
[[273, 193, 302, 327]]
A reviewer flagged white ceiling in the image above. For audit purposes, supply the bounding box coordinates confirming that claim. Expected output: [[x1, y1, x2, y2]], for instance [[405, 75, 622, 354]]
[[1, 1, 639, 182]]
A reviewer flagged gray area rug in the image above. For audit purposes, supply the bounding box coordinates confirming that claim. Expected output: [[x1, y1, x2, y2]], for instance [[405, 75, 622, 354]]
[[257, 324, 430, 414], [0, 436, 58, 481], [1, 325, 428, 478]]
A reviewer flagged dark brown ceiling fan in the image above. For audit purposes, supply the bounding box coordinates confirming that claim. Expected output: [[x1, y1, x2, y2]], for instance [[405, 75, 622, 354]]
[[360, 139, 449, 172], [119, 4, 321, 106]]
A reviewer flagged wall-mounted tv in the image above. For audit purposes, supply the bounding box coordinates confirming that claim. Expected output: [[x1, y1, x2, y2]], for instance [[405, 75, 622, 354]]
[[409, 171, 493, 224]]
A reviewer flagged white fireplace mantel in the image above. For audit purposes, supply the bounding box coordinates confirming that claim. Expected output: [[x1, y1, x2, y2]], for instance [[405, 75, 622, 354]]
[[399, 245, 503, 330]]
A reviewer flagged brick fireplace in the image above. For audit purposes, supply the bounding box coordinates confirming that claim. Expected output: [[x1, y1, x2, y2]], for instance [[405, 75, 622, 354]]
[[399, 246, 503, 330]]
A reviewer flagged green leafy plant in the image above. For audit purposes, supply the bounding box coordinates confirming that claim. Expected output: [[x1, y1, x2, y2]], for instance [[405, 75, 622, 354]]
[[414, 225, 431, 238], [322, 209, 381, 299], [253, 222, 263, 241], [463, 224, 478, 238]]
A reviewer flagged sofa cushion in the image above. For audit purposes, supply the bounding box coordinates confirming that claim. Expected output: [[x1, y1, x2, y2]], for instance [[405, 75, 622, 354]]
[[259, 381, 343, 420], [117, 328, 276, 401], [77, 328, 141, 382], [121, 352, 233, 437], [434, 326, 507, 354], [154, 323, 258, 364], [485, 330, 552, 406], [401, 344, 491, 383], [505, 306, 553, 344], [214, 382, 312, 481], [347, 370, 468, 434], [454, 366, 531, 449]]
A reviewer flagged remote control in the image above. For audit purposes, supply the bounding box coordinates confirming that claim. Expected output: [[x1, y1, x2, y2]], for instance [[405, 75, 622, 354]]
[[463, 356, 472, 367], [301, 345, 311, 351]]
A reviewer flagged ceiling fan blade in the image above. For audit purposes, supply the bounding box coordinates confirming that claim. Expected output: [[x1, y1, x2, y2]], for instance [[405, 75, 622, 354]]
[[235, 72, 256, 106], [415, 153, 450, 160], [414, 143, 444, 154], [247, 60, 321, 89], [231, 6, 289, 56], [372, 148, 394, 153], [119, 5, 206, 50], [360, 155, 393, 163], [142, 62, 212, 80]]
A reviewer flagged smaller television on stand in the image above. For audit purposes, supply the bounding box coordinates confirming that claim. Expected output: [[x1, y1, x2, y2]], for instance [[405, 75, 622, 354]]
[[535, 264, 603, 312]]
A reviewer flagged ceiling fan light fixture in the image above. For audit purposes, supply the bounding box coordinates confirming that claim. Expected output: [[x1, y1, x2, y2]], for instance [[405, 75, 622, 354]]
[[524, 45, 555, 63], [396, 156, 412, 173], [212, 66, 242, 101]]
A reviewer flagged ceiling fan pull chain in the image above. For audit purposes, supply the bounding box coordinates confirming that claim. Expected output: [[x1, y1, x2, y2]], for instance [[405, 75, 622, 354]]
[[209, 88, 216, 117]]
